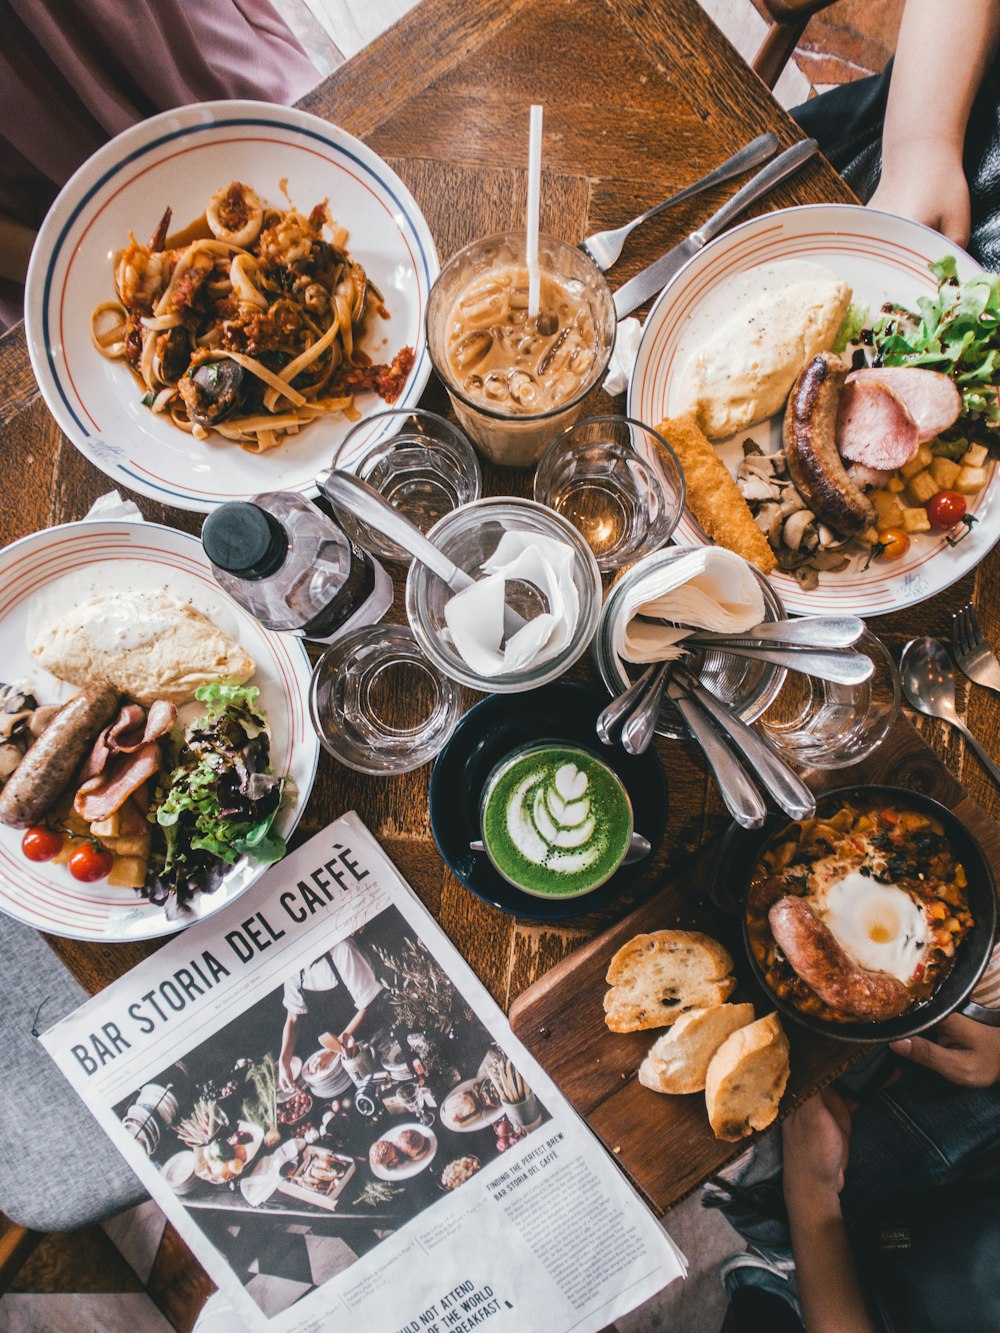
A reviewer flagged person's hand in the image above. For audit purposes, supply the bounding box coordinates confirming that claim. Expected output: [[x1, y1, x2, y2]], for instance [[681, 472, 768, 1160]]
[[782, 1087, 852, 1211], [868, 136, 971, 247], [891, 1013, 1000, 1087], [278, 1056, 296, 1092]]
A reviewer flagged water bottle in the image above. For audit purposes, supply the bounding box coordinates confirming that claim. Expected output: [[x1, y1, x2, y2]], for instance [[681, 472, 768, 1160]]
[[202, 491, 392, 643]]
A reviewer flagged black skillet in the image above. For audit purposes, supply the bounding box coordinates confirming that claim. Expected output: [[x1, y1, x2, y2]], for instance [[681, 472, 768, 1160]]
[[711, 784, 1000, 1044]]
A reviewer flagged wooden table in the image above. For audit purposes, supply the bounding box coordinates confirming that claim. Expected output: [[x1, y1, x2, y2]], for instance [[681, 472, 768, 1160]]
[[2, 0, 999, 1235]]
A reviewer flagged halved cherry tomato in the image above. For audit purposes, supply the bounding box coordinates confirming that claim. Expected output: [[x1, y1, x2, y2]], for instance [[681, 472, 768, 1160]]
[[22, 826, 63, 862], [926, 490, 967, 531], [877, 528, 911, 561], [69, 843, 113, 882]]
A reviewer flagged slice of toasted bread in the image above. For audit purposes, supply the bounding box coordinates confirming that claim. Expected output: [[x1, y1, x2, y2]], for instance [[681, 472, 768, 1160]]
[[603, 930, 736, 1033], [638, 1002, 756, 1095], [704, 1011, 790, 1142]]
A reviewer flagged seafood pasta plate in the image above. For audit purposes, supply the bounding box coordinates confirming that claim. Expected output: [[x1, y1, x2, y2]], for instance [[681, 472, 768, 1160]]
[[24, 101, 438, 512], [628, 204, 1000, 617], [0, 521, 317, 942]]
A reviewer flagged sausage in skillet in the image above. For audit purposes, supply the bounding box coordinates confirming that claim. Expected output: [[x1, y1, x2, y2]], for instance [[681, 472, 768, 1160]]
[[0, 684, 120, 828], [783, 351, 876, 538], [768, 894, 911, 1021]]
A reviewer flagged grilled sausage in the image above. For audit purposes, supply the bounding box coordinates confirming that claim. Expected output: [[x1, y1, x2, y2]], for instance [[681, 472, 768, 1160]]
[[768, 894, 911, 1021], [0, 684, 120, 828], [783, 352, 876, 538]]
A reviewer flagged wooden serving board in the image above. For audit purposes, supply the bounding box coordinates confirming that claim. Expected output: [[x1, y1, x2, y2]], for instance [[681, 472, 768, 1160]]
[[508, 716, 1000, 1215]]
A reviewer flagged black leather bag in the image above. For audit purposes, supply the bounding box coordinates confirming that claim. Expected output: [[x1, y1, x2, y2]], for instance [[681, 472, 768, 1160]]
[[858, 1179, 1000, 1333], [793, 57, 1000, 273]]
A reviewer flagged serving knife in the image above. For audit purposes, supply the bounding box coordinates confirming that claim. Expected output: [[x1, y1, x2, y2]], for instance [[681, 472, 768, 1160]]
[[612, 138, 820, 319]]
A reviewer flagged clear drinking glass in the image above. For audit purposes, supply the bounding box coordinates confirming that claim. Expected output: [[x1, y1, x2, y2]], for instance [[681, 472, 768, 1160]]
[[309, 624, 462, 775], [754, 629, 900, 769], [426, 232, 616, 468], [327, 409, 481, 564], [533, 415, 685, 570]]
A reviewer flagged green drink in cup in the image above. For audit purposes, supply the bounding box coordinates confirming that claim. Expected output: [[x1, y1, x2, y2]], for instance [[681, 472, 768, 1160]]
[[480, 743, 634, 898]]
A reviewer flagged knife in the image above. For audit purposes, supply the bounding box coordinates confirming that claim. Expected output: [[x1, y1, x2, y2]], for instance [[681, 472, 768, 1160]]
[[612, 138, 820, 319]]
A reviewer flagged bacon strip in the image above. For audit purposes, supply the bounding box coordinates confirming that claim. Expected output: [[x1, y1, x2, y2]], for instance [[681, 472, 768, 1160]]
[[74, 743, 163, 823], [80, 700, 177, 780]]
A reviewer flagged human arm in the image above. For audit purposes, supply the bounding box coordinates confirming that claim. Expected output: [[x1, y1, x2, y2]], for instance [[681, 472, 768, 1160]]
[[890, 1013, 1000, 1086], [868, 0, 1000, 245], [338, 1004, 367, 1044], [782, 1089, 878, 1333], [278, 1011, 300, 1090]]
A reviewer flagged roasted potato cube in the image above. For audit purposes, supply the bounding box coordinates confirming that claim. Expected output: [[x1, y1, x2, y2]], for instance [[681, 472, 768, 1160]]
[[118, 800, 150, 837], [89, 812, 120, 839], [107, 855, 148, 889], [929, 457, 961, 490], [105, 833, 150, 857], [900, 444, 934, 480], [907, 471, 939, 505], [873, 491, 905, 527], [886, 473, 906, 493], [963, 443, 988, 468], [956, 465, 988, 494], [902, 506, 932, 533]]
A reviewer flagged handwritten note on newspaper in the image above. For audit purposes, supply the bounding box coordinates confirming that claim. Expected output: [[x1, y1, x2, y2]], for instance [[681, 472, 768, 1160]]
[[42, 814, 684, 1332]]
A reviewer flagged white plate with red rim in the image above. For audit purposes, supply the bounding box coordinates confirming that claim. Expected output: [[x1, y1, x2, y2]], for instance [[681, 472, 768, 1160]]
[[24, 100, 439, 513], [0, 519, 317, 942], [627, 203, 1000, 617], [369, 1122, 439, 1181], [439, 1076, 505, 1133]]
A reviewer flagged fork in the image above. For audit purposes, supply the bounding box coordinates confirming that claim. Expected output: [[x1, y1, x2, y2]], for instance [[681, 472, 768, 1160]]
[[951, 604, 1000, 695], [578, 132, 779, 272]]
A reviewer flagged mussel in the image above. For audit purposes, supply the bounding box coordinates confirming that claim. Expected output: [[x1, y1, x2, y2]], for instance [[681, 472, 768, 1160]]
[[180, 359, 247, 428]]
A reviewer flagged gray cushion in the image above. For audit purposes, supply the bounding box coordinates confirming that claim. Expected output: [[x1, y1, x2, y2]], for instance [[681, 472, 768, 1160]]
[[0, 915, 146, 1231]]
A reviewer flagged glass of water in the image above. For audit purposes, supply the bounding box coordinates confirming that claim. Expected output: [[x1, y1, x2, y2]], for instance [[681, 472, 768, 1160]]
[[328, 409, 481, 564], [533, 415, 684, 571], [754, 630, 900, 769]]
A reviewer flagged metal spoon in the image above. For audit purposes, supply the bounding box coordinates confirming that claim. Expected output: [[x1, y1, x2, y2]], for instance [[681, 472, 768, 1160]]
[[317, 470, 546, 638], [900, 637, 1000, 789], [680, 642, 874, 687], [666, 680, 767, 829], [596, 663, 658, 746], [621, 663, 672, 755], [678, 615, 865, 650], [469, 832, 652, 865]]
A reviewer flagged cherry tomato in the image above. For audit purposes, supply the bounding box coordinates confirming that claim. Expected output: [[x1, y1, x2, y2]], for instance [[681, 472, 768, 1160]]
[[926, 490, 967, 531], [877, 527, 911, 561], [69, 843, 113, 882], [21, 825, 63, 862]]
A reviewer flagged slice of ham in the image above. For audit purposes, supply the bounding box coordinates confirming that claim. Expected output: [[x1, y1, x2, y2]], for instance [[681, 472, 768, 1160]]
[[837, 378, 920, 471], [80, 699, 177, 781], [848, 366, 962, 443], [74, 742, 162, 823]]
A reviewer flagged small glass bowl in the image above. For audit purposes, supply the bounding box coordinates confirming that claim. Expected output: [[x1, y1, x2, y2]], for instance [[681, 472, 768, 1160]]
[[533, 415, 685, 570], [309, 624, 462, 775], [405, 498, 603, 694], [754, 629, 900, 769], [328, 408, 481, 564], [591, 547, 787, 740]]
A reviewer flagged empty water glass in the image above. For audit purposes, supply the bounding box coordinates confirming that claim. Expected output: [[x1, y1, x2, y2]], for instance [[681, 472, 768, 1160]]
[[754, 629, 900, 769], [533, 415, 685, 571], [328, 409, 481, 564]]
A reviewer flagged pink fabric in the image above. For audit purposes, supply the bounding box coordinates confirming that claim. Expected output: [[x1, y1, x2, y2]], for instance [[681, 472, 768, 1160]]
[[0, 0, 319, 325]]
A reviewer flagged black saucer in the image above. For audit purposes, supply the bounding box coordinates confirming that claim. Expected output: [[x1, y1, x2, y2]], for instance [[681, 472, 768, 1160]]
[[428, 681, 668, 920]]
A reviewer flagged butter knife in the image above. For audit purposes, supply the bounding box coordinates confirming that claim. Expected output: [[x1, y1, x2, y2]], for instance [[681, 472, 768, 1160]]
[[612, 138, 819, 319]]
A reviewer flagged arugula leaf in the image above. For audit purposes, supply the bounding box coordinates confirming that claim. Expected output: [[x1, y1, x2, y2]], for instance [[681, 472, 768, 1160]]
[[833, 299, 870, 354]]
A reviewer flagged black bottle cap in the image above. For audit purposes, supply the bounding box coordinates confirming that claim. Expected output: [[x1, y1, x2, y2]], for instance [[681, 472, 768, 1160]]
[[202, 503, 288, 579]]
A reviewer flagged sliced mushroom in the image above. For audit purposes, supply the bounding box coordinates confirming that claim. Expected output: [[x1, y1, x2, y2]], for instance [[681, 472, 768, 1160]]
[[783, 509, 818, 552], [27, 705, 61, 738], [0, 742, 22, 783], [739, 475, 777, 503], [793, 566, 820, 591], [815, 523, 840, 550], [780, 491, 808, 518], [753, 501, 782, 537], [809, 551, 851, 572], [739, 454, 778, 481], [742, 439, 764, 458]]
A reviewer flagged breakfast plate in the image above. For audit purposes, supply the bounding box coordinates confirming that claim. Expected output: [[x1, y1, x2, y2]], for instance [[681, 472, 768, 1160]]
[[24, 100, 439, 513], [628, 203, 1000, 617], [439, 1077, 505, 1134], [369, 1123, 439, 1181], [0, 519, 318, 941]]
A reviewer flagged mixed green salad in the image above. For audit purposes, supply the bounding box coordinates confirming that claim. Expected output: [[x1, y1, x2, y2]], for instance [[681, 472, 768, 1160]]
[[147, 683, 289, 914]]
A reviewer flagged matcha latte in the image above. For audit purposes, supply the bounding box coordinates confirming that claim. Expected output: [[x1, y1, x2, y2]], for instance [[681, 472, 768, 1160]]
[[480, 745, 634, 898]]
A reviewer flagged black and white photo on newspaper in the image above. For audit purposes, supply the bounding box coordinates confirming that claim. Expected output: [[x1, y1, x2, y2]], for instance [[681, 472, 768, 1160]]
[[41, 813, 685, 1333]]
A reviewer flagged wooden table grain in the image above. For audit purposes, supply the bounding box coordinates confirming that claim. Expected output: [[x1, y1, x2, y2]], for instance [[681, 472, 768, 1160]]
[[2, 0, 999, 1226]]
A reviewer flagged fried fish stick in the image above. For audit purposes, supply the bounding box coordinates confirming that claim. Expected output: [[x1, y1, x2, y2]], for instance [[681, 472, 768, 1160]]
[[656, 415, 777, 575]]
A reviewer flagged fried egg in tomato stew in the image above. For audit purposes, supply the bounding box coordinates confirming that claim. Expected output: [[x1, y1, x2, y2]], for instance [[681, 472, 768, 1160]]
[[747, 803, 974, 1022]]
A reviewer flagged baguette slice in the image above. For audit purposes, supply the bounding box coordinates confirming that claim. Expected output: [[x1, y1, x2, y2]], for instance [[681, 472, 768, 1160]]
[[705, 1012, 790, 1142], [638, 1002, 755, 1095], [603, 930, 735, 1033]]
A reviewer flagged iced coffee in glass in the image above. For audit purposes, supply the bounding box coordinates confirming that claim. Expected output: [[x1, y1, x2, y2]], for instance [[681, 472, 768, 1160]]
[[426, 232, 616, 468]]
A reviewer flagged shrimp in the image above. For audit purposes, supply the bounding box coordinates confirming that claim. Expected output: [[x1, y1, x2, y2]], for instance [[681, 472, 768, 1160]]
[[114, 235, 168, 312]]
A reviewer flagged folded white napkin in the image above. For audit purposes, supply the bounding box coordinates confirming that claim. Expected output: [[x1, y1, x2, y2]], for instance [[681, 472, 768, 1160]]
[[444, 532, 579, 677], [602, 316, 643, 396], [613, 547, 766, 664]]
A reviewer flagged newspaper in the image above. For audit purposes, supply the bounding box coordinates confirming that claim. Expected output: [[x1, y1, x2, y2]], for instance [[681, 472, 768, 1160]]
[[42, 814, 685, 1333]]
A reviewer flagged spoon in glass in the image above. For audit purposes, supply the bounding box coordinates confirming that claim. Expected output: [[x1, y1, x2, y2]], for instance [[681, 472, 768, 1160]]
[[900, 636, 1000, 789]]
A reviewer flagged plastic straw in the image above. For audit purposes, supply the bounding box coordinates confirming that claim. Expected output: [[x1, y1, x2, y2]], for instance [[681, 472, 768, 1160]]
[[526, 104, 543, 318]]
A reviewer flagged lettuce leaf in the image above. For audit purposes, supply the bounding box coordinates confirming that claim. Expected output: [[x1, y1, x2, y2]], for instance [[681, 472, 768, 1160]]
[[833, 299, 870, 354]]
